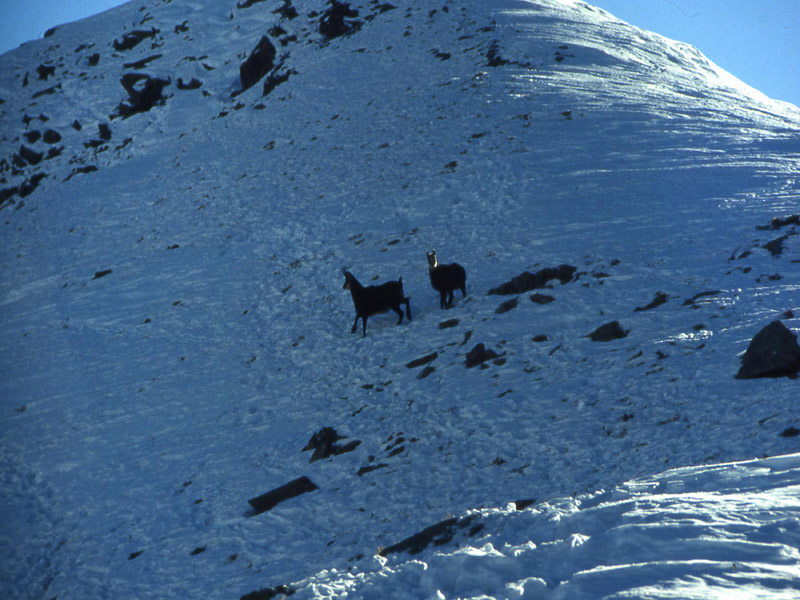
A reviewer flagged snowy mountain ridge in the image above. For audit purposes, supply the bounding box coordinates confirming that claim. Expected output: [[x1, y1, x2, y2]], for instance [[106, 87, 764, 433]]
[[1, 0, 799, 598]]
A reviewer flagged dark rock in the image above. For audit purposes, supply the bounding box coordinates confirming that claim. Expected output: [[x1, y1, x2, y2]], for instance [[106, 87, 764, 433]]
[[634, 291, 670, 312], [36, 64, 56, 80], [45, 147, 63, 160], [72, 119, 82, 131], [88, 52, 100, 67], [123, 54, 163, 69], [532, 334, 548, 343], [406, 352, 438, 369], [19, 145, 43, 166], [44, 26, 58, 38], [763, 233, 795, 257], [780, 427, 800, 438], [439, 318, 459, 329], [587, 321, 628, 342], [513, 499, 536, 510], [487, 41, 509, 67], [177, 77, 202, 90], [379, 514, 482, 557], [238, 36, 277, 94], [42, 129, 62, 144], [65, 165, 98, 181], [98, 123, 112, 140], [319, 0, 362, 40], [240, 585, 294, 600], [247, 476, 319, 515], [683, 290, 721, 306], [495, 297, 518, 314], [263, 67, 296, 97], [274, 1, 299, 20], [236, 0, 269, 7], [465, 343, 502, 368], [418, 365, 435, 379], [489, 265, 577, 295], [530, 293, 555, 304], [736, 321, 800, 379], [20, 173, 46, 198], [302, 427, 360, 462], [1, 186, 20, 207], [113, 28, 160, 51], [174, 21, 189, 34], [93, 269, 113, 279], [24, 130, 41, 143], [758, 215, 800, 230], [115, 73, 170, 118], [32, 84, 61, 98], [357, 463, 388, 476]]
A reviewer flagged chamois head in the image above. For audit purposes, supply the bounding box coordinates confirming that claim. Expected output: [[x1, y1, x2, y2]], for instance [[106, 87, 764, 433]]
[[342, 268, 354, 290], [426, 249, 438, 269]]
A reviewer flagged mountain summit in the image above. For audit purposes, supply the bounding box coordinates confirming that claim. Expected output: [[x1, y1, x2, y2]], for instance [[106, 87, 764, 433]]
[[1, 1, 799, 598]]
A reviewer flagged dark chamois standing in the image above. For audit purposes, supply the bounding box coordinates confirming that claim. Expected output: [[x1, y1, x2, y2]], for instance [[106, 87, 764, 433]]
[[427, 249, 466, 309], [342, 269, 412, 336]]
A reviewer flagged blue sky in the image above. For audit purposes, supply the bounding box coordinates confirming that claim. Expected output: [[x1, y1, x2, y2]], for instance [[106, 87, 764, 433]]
[[1, 0, 798, 108]]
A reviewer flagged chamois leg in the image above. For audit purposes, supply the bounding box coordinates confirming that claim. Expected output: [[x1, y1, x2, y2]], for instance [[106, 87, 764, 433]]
[[351, 315, 361, 334], [439, 291, 447, 309], [392, 305, 404, 325], [404, 298, 412, 321]]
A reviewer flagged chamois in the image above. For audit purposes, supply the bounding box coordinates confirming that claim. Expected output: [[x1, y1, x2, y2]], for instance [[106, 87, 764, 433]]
[[342, 269, 412, 336], [427, 249, 466, 309]]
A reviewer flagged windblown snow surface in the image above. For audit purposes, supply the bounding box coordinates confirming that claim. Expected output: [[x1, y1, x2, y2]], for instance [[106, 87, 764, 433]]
[[1, 0, 799, 598]]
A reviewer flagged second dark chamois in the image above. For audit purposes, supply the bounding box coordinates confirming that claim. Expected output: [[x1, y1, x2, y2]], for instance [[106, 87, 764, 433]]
[[342, 269, 412, 336], [427, 249, 466, 309]]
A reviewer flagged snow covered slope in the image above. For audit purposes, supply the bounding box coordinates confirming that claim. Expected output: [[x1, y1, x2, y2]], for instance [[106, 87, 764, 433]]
[[1, 0, 799, 598]]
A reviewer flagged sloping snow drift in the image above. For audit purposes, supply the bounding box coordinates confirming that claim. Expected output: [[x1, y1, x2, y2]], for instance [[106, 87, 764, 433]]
[[1, 0, 799, 598]]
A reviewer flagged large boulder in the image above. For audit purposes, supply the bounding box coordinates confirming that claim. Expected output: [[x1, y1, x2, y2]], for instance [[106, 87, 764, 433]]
[[736, 321, 800, 379], [238, 36, 277, 94]]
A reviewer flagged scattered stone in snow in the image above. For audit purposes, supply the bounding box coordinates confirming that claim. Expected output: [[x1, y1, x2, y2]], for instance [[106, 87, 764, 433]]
[[123, 54, 163, 70], [247, 476, 319, 515], [36, 64, 55, 80], [18, 145, 43, 166], [87, 53, 100, 67], [735, 320, 800, 379], [487, 41, 510, 67], [378, 514, 483, 557], [587, 321, 628, 342], [240, 584, 294, 600], [763, 233, 796, 257], [634, 291, 670, 312], [465, 343, 502, 367], [114, 73, 171, 119], [319, 1, 362, 40], [237, 36, 277, 95], [495, 297, 518, 314], [418, 365, 435, 379], [780, 427, 800, 437], [113, 28, 160, 52], [439, 318, 459, 329], [532, 334, 548, 342], [530, 293, 555, 304], [177, 77, 202, 90], [357, 463, 388, 476], [405, 351, 438, 368], [757, 214, 800, 230], [488, 264, 577, 295], [683, 290, 721, 307], [42, 129, 61, 144], [302, 426, 360, 462]]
